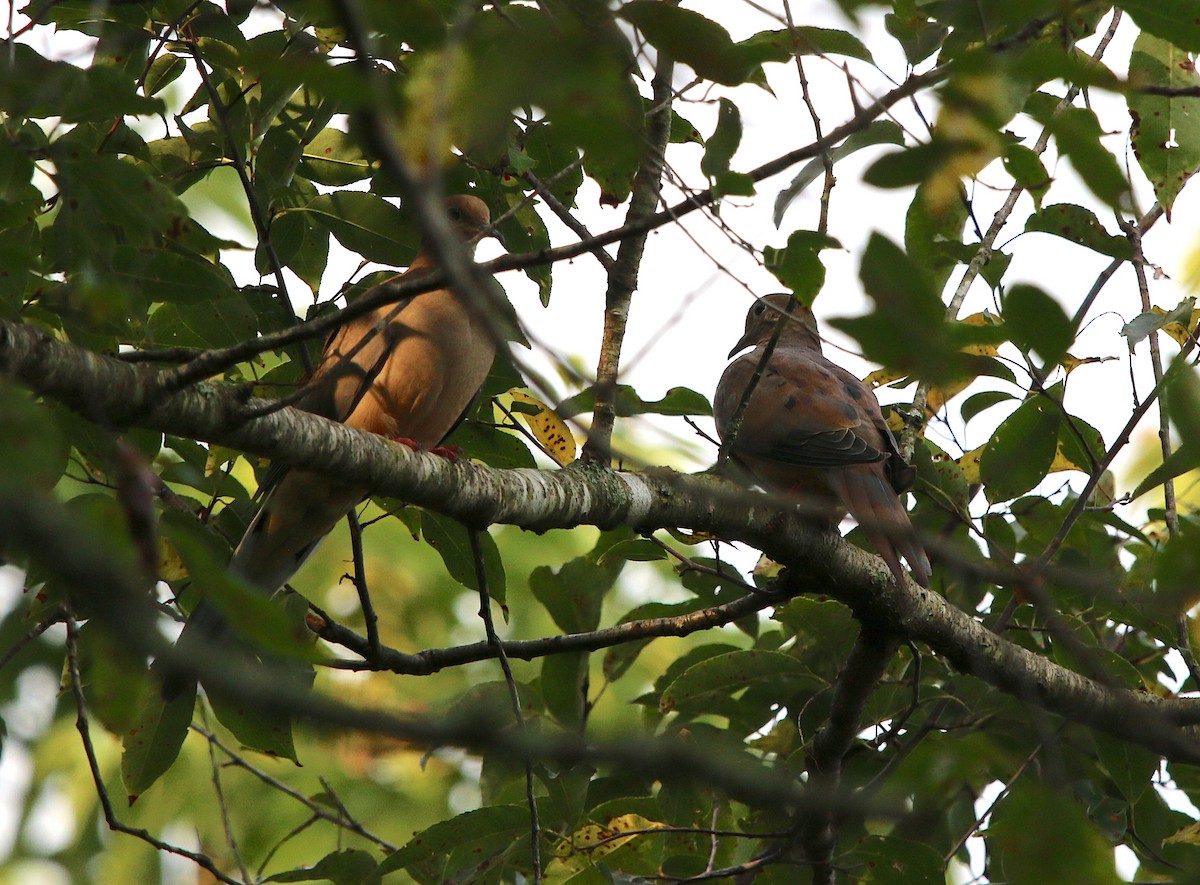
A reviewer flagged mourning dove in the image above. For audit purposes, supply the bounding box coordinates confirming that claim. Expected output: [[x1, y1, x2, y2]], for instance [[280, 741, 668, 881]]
[[162, 194, 501, 697], [715, 294, 931, 588]]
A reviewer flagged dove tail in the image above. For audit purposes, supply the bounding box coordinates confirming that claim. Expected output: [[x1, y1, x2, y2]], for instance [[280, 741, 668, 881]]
[[827, 468, 930, 588]]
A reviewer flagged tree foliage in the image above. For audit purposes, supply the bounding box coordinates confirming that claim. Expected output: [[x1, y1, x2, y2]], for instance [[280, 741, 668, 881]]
[[3, 1, 1200, 883]]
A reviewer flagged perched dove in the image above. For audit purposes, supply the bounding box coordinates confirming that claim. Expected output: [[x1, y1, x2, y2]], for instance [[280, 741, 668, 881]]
[[162, 195, 501, 697], [714, 294, 931, 587]]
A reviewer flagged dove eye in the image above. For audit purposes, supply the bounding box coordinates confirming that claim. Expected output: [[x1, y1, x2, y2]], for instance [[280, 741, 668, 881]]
[[753, 304, 766, 315], [447, 205, 464, 221]]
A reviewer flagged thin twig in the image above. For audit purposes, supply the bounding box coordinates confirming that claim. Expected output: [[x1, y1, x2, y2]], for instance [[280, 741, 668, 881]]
[[345, 510, 380, 654], [64, 616, 243, 885], [469, 527, 541, 881]]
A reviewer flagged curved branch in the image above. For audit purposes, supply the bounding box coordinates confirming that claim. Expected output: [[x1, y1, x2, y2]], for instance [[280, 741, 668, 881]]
[[4, 319, 1200, 763]]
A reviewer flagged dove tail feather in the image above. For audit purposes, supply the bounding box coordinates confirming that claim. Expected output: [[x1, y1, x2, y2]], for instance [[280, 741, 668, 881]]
[[826, 469, 930, 588]]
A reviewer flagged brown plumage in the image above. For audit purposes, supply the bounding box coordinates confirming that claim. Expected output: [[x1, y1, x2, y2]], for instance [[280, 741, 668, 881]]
[[714, 293, 931, 587], [163, 195, 500, 697]]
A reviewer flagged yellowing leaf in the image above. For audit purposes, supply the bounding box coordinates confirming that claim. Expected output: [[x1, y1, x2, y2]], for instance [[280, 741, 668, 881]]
[[554, 813, 666, 861], [508, 389, 577, 465], [666, 527, 720, 545], [1152, 304, 1200, 347], [1061, 352, 1118, 374], [157, 537, 189, 582], [1165, 821, 1200, 846], [865, 367, 906, 388], [958, 444, 985, 483]]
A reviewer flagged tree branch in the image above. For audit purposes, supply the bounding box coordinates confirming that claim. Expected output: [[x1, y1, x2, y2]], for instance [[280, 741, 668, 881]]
[[5, 320, 1200, 763]]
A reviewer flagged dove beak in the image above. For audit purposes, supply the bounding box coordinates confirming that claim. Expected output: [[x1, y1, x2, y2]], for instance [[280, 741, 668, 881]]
[[728, 332, 756, 359]]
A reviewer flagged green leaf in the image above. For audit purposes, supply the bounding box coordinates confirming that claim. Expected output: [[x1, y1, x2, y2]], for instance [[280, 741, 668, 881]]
[[0, 44, 163, 122], [659, 650, 814, 713], [530, 531, 627, 635], [206, 682, 301, 763], [298, 127, 372, 186], [602, 600, 708, 682], [849, 835, 943, 884], [541, 650, 590, 729], [863, 140, 955, 189], [988, 783, 1122, 885], [598, 539, 668, 565], [739, 26, 873, 64], [47, 149, 189, 273], [121, 679, 195, 801], [904, 176, 968, 294], [558, 385, 712, 419], [443, 422, 536, 470], [76, 620, 148, 735], [1024, 203, 1132, 259], [266, 849, 379, 884], [377, 805, 529, 878], [960, 390, 1017, 424], [763, 230, 840, 302], [1057, 414, 1106, 476], [980, 392, 1061, 502], [0, 381, 68, 492], [775, 120, 904, 225], [884, 12, 949, 65], [619, 2, 768, 86], [1131, 367, 1200, 500], [1003, 143, 1051, 209], [255, 125, 303, 200], [421, 513, 507, 604], [1128, 32, 1200, 215], [1115, 0, 1200, 53], [701, 98, 742, 178], [113, 245, 238, 305], [302, 192, 420, 265], [1003, 284, 1073, 367], [145, 286, 281, 349], [270, 210, 330, 293], [835, 234, 997, 385], [1026, 102, 1129, 208], [458, 7, 641, 204], [1094, 732, 1156, 804]]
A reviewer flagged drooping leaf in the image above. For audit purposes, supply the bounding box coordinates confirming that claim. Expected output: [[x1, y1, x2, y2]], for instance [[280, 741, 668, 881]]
[[620, 2, 769, 86], [775, 120, 904, 226], [1024, 203, 1133, 259], [421, 513, 507, 604], [980, 392, 1062, 502], [1025, 99, 1129, 208], [1128, 32, 1200, 216], [121, 679, 195, 801], [1115, 0, 1200, 53], [1003, 283, 1073, 367], [302, 191, 420, 265], [1003, 143, 1051, 208], [701, 98, 742, 178], [988, 783, 1122, 885], [763, 230, 840, 302]]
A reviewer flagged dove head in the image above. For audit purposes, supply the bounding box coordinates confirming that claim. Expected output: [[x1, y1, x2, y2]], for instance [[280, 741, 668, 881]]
[[443, 194, 501, 251], [729, 293, 822, 357]]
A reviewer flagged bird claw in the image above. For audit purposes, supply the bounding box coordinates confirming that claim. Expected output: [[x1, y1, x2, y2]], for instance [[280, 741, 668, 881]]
[[390, 437, 463, 463], [429, 445, 464, 462]]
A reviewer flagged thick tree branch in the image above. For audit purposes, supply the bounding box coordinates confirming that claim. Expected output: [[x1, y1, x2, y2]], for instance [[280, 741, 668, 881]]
[[4, 320, 1200, 764]]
